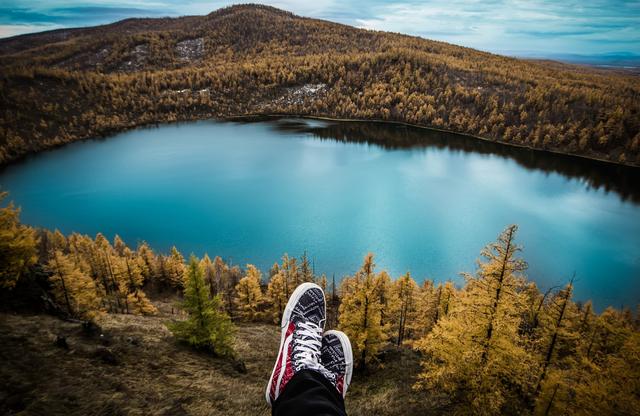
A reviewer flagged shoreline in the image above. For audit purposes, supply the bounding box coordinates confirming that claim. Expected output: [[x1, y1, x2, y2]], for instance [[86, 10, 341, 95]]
[[2, 112, 639, 171], [227, 113, 640, 170]]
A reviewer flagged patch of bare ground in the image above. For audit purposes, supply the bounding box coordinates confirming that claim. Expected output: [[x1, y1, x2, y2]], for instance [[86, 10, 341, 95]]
[[54, 47, 110, 71], [267, 83, 327, 108], [176, 38, 205, 62], [0, 300, 433, 415], [118, 44, 149, 72]]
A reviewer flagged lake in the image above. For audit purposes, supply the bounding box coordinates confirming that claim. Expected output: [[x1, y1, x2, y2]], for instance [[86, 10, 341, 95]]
[[1, 118, 639, 309]]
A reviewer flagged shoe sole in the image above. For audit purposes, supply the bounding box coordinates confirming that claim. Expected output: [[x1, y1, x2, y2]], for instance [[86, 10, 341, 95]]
[[265, 282, 326, 405], [323, 329, 353, 397]]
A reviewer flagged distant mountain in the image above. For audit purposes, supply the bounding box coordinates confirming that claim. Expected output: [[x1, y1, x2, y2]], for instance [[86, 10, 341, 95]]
[[514, 51, 640, 68], [0, 4, 638, 166]]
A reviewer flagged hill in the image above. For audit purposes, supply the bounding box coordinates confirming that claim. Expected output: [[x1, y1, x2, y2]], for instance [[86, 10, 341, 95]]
[[0, 303, 427, 416], [0, 4, 639, 166]]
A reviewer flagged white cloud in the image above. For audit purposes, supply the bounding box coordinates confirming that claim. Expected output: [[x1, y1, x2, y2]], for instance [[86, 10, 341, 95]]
[[0, 23, 62, 38]]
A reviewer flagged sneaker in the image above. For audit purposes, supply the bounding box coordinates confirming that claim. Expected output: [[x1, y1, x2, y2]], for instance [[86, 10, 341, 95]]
[[321, 330, 353, 398], [266, 282, 329, 405]]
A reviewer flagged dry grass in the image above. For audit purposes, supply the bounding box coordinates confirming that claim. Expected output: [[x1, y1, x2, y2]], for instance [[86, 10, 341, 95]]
[[0, 302, 433, 415]]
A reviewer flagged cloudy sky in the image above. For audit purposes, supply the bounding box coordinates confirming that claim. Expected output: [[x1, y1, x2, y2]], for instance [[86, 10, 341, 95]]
[[1, 0, 638, 57]]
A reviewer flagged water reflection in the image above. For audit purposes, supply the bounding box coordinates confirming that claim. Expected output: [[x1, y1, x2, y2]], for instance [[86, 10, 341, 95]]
[[238, 116, 640, 204]]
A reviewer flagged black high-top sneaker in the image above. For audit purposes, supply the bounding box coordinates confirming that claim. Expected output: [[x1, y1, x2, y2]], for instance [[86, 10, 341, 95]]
[[266, 282, 332, 405], [320, 330, 353, 398]]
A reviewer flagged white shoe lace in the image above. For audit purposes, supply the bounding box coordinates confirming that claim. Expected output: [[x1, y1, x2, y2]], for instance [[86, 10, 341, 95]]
[[292, 321, 335, 382]]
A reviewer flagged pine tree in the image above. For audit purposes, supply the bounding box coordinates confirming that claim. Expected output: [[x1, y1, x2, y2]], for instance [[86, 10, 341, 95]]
[[136, 241, 157, 283], [317, 273, 328, 292], [0, 192, 38, 289], [338, 253, 386, 370], [119, 247, 157, 315], [266, 270, 287, 324], [167, 246, 186, 289], [222, 265, 242, 318], [199, 254, 216, 297], [375, 270, 393, 333], [168, 256, 234, 356], [211, 256, 229, 297], [234, 264, 264, 321], [47, 250, 101, 319], [533, 277, 580, 409], [389, 271, 418, 346], [415, 225, 536, 414], [299, 251, 314, 282]]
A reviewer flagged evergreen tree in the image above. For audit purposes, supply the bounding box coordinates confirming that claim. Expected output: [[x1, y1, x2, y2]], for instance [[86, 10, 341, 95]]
[[0, 192, 38, 289], [168, 256, 234, 356], [338, 253, 386, 370]]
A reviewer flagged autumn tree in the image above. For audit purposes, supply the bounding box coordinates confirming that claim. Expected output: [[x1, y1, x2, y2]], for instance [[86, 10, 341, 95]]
[[415, 225, 536, 414], [0, 192, 38, 289], [168, 256, 234, 356], [234, 264, 264, 321], [46, 250, 101, 319], [389, 271, 418, 346], [338, 253, 386, 370], [532, 277, 580, 412], [157, 246, 186, 291], [266, 269, 287, 323], [119, 247, 157, 315]]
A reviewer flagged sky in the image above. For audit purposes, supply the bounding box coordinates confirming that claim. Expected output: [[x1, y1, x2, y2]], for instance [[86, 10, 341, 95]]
[[1, 0, 639, 57]]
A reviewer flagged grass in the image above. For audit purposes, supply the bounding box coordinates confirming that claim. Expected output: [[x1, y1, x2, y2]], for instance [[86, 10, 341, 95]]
[[0, 299, 433, 415]]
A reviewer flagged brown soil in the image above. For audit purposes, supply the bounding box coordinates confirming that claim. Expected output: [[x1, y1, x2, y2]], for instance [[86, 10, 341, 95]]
[[0, 301, 431, 415]]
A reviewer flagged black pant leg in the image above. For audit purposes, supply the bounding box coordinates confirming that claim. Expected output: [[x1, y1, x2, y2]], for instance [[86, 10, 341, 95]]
[[272, 369, 347, 416]]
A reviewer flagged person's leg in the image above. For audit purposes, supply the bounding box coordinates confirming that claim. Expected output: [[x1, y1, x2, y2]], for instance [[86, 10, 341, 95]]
[[265, 283, 353, 416], [272, 369, 346, 416]]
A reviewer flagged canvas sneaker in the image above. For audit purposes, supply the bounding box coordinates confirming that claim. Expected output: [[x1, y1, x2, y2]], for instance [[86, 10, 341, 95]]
[[321, 330, 353, 398], [266, 282, 333, 405]]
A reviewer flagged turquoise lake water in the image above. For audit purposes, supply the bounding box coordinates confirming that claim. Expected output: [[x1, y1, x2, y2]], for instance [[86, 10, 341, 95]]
[[1, 118, 639, 309]]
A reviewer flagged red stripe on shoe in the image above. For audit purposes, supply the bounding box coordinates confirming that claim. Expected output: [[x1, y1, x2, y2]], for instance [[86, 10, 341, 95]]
[[336, 375, 345, 396], [270, 322, 296, 401]]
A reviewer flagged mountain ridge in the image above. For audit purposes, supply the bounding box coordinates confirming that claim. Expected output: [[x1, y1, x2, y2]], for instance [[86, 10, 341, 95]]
[[1, 4, 638, 166]]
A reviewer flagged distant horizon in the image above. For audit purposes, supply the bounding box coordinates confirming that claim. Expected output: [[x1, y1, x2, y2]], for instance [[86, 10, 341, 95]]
[[1, 1, 639, 65]]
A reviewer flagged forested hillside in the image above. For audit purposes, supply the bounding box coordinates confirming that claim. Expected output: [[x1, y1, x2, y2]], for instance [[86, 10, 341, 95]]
[[1, 192, 639, 415], [1, 4, 639, 166]]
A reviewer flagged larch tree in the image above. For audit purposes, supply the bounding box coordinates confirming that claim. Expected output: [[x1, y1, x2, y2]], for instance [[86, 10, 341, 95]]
[[120, 247, 157, 315], [95, 232, 124, 313], [168, 256, 234, 356], [0, 192, 38, 290], [338, 253, 386, 371], [533, 277, 580, 412], [199, 254, 216, 298], [299, 251, 314, 283], [136, 241, 158, 283], [389, 271, 418, 346], [46, 250, 101, 319], [415, 225, 536, 414], [234, 264, 264, 321], [167, 246, 186, 289], [570, 330, 640, 416], [375, 270, 393, 332], [266, 270, 287, 323], [211, 256, 229, 298], [316, 273, 328, 292]]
